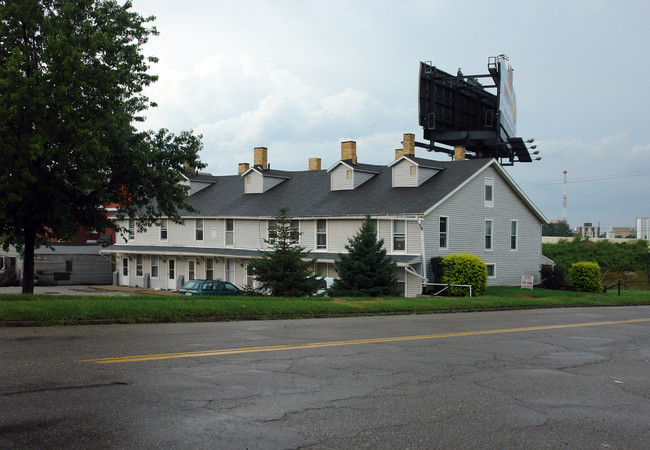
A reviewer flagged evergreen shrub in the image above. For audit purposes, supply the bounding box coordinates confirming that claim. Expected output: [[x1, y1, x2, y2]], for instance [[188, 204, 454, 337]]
[[440, 253, 487, 296], [540, 265, 566, 290], [569, 261, 602, 292]]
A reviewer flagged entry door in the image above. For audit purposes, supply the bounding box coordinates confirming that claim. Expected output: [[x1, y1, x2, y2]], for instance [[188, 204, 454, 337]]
[[167, 258, 176, 289], [226, 258, 235, 283], [121, 258, 129, 286]]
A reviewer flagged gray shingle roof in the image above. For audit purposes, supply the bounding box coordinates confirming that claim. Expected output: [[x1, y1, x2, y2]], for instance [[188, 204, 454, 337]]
[[186, 157, 492, 218]]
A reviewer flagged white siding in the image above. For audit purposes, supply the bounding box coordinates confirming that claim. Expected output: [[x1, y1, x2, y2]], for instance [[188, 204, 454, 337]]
[[330, 164, 353, 191], [423, 165, 543, 286], [418, 167, 440, 185], [245, 171, 263, 194], [353, 171, 375, 188], [392, 160, 418, 188]]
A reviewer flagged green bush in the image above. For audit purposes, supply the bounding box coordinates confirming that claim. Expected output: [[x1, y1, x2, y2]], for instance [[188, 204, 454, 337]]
[[440, 253, 487, 296], [540, 265, 565, 290], [569, 261, 602, 292]]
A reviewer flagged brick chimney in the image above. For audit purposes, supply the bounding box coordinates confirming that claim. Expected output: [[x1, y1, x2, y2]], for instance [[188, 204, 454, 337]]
[[309, 157, 321, 171], [403, 133, 415, 156], [254, 147, 268, 170], [454, 145, 466, 161], [238, 162, 250, 175], [341, 141, 357, 164]]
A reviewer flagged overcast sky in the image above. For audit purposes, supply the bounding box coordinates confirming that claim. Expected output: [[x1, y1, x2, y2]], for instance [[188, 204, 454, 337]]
[[131, 0, 650, 232]]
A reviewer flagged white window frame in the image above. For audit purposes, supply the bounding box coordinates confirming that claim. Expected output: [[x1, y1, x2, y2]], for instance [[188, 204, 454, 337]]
[[484, 177, 494, 208], [159, 219, 168, 241], [510, 220, 518, 251], [151, 255, 159, 279], [268, 220, 277, 244], [128, 219, 135, 241], [289, 220, 300, 244], [246, 263, 255, 287], [485, 219, 493, 251], [195, 219, 204, 242], [188, 259, 196, 281], [316, 219, 327, 250], [487, 264, 496, 278], [439, 216, 448, 250], [393, 220, 406, 252], [225, 219, 234, 247], [205, 258, 214, 281], [136, 254, 143, 277]]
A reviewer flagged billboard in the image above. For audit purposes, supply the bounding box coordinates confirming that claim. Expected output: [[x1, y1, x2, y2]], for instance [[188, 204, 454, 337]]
[[498, 59, 516, 138], [417, 55, 531, 165]]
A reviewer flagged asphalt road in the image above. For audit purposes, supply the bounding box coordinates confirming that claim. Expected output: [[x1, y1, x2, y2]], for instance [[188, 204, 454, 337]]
[[1, 306, 649, 449]]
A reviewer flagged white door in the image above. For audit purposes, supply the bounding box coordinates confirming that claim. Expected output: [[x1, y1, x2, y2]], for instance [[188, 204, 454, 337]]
[[121, 258, 129, 286], [167, 258, 176, 289]]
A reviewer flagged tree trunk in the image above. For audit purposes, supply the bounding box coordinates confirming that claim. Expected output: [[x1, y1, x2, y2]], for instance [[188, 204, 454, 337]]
[[21, 227, 36, 294]]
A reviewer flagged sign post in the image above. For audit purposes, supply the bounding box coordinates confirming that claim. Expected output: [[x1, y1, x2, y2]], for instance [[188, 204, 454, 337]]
[[521, 275, 534, 290]]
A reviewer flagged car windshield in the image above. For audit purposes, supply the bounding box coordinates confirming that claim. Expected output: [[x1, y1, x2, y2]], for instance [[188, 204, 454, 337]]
[[182, 280, 201, 290]]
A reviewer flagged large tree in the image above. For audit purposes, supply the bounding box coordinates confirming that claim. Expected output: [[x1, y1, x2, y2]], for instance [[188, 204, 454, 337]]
[[329, 215, 399, 297], [0, 0, 204, 293], [247, 207, 318, 297]]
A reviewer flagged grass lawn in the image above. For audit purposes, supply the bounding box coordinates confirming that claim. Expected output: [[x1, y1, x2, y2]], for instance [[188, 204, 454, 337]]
[[1, 286, 649, 326]]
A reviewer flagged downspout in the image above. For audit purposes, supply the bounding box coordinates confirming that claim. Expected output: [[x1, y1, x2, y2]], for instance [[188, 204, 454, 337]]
[[418, 217, 427, 287]]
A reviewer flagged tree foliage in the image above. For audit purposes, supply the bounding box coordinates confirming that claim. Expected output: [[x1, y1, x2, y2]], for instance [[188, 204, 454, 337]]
[[328, 215, 399, 297], [543, 238, 649, 273], [0, 0, 204, 293], [542, 222, 573, 237], [247, 207, 318, 297]]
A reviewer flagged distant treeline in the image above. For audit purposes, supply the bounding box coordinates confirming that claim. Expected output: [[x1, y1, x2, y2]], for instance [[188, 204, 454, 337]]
[[542, 237, 649, 273]]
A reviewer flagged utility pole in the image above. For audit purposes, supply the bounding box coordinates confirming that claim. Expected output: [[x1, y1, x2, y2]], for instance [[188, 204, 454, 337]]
[[562, 170, 568, 224]]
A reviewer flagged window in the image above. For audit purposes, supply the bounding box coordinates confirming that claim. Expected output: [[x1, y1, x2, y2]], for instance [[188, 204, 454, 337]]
[[246, 263, 255, 287], [410, 165, 416, 176], [188, 259, 196, 281], [510, 220, 518, 250], [195, 219, 204, 241], [346, 169, 352, 179], [289, 220, 299, 244], [225, 219, 234, 246], [484, 178, 494, 208], [316, 220, 327, 249], [439, 216, 448, 249], [206, 258, 214, 281], [268, 220, 277, 243], [128, 219, 135, 240], [160, 219, 168, 241], [65, 260, 73, 272], [151, 255, 159, 278], [393, 220, 405, 251], [485, 219, 493, 250], [136, 254, 143, 277], [246, 175, 251, 184], [316, 263, 328, 277], [487, 264, 496, 278], [122, 258, 128, 276]]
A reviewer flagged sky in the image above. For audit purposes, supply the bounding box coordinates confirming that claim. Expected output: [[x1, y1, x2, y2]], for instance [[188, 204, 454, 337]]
[[131, 0, 650, 232]]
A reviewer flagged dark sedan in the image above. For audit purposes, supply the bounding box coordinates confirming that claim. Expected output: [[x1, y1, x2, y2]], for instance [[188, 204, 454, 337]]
[[179, 280, 241, 296]]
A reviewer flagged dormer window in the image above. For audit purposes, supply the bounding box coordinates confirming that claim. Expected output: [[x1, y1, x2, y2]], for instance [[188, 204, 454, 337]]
[[328, 162, 379, 191], [389, 156, 442, 188]]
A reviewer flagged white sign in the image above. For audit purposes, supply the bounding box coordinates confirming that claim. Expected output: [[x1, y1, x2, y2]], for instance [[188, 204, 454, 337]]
[[521, 275, 534, 290]]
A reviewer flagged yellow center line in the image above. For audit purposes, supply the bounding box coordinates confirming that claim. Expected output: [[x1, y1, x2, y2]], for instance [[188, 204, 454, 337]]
[[81, 318, 650, 364]]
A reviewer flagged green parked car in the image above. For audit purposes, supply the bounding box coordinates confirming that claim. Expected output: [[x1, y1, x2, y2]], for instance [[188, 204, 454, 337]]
[[179, 280, 241, 296]]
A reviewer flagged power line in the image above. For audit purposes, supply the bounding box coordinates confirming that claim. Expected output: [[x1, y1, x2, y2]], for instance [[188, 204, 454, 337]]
[[522, 170, 649, 187]]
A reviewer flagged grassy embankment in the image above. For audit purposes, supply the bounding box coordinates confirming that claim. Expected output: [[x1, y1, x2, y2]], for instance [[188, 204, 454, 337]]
[[1, 286, 650, 326]]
